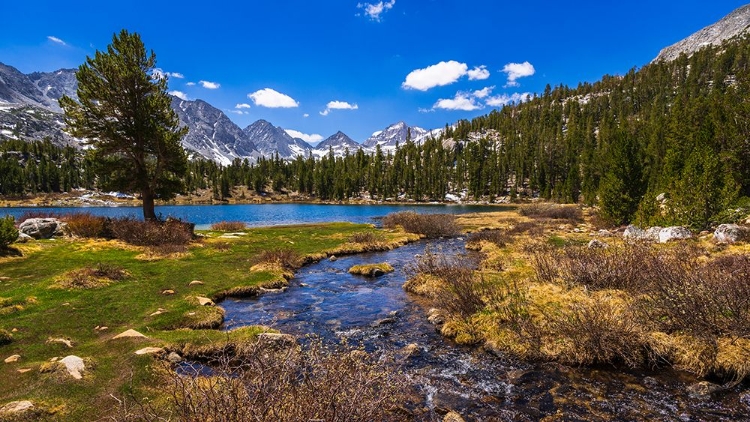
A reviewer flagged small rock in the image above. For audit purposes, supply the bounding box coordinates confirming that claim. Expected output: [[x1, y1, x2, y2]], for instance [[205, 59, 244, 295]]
[[371, 268, 385, 277], [329, 255, 338, 262], [196, 296, 214, 306], [714, 224, 749, 243], [94, 326, 109, 331], [161, 289, 175, 295], [60, 355, 85, 379], [597, 229, 613, 237], [134, 347, 164, 355], [188, 280, 204, 286], [443, 411, 466, 422], [587, 239, 608, 249], [401, 343, 421, 359], [371, 317, 397, 327], [150, 310, 166, 316], [46, 338, 73, 348], [17, 368, 32, 374], [257, 333, 296, 350], [656, 192, 667, 203], [623, 225, 646, 240], [167, 352, 183, 363], [427, 308, 445, 326], [659, 226, 692, 243], [0, 400, 34, 415], [4, 355, 20, 363], [687, 381, 721, 399], [15, 233, 34, 243], [112, 329, 147, 340], [740, 391, 750, 408], [49, 357, 59, 362], [11, 328, 18, 332]]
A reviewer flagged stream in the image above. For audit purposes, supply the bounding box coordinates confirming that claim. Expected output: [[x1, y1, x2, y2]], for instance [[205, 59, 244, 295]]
[[220, 239, 750, 421]]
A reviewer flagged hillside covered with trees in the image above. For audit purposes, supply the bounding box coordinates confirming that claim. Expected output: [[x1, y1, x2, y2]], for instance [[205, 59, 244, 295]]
[[3, 35, 750, 229]]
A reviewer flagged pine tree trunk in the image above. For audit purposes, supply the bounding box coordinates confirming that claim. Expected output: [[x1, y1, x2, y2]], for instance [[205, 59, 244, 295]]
[[142, 188, 157, 221]]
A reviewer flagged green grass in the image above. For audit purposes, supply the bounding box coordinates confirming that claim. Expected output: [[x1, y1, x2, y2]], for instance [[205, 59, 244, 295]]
[[0, 222, 390, 420]]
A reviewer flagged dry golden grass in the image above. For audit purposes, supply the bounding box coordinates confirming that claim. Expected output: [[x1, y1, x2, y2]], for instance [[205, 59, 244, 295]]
[[438, 207, 750, 382]]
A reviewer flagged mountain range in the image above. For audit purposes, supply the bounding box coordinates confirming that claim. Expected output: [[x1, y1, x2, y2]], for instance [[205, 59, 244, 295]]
[[0, 62, 436, 164], [2, 3, 750, 164]]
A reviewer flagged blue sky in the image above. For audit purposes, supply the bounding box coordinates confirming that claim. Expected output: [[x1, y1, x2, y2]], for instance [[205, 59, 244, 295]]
[[1, 1, 747, 144]]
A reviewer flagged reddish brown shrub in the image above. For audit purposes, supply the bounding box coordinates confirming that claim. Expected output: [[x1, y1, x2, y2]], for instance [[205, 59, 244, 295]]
[[210, 221, 247, 231], [254, 248, 302, 270], [383, 211, 460, 238], [109, 217, 193, 247], [62, 213, 109, 238]]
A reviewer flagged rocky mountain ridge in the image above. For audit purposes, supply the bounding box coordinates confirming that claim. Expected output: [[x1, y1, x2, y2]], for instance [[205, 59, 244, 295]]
[[654, 4, 750, 62], [0, 61, 434, 163]]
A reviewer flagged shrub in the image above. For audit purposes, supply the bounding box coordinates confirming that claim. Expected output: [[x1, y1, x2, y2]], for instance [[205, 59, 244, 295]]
[[0, 328, 12, 345], [519, 203, 583, 222], [63, 213, 108, 238], [115, 340, 411, 422], [639, 252, 750, 343], [210, 221, 247, 231], [466, 229, 508, 248], [254, 248, 302, 270], [382, 211, 460, 238], [349, 231, 385, 244], [109, 217, 193, 248], [60, 263, 128, 289], [549, 300, 645, 367], [507, 221, 545, 237], [0, 215, 18, 248]]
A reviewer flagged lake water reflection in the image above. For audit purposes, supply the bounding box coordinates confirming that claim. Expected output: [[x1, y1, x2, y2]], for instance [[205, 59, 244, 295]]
[[1, 203, 504, 228]]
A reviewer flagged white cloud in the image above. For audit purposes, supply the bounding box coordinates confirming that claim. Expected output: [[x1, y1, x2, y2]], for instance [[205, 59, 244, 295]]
[[433, 92, 481, 111], [186, 82, 196, 86], [303, 113, 310, 118], [402, 60, 469, 91], [235, 103, 251, 109], [320, 100, 359, 116], [486, 92, 531, 107], [169, 90, 189, 101], [248, 88, 299, 108], [285, 129, 324, 145], [47, 36, 66, 46], [502, 61, 535, 87], [473, 86, 494, 99], [229, 110, 249, 115], [467, 65, 490, 81], [168, 72, 184, 79], [199, 80, 221, 89], [357, 0, 395, 21]]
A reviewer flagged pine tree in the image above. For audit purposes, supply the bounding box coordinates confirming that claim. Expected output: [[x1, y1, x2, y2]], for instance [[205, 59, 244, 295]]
[[60, 29, 188, 221]]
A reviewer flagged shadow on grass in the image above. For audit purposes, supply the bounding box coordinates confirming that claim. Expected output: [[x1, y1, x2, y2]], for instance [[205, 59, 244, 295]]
[[0, 246, 22, 257]]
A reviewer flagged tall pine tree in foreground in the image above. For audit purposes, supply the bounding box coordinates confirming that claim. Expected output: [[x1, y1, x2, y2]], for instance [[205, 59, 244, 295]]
[[60, 29, 187, 221]]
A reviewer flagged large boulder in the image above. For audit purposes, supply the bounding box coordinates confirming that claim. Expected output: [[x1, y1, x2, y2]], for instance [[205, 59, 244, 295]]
[[18, 218, 65, 239], [658, 226, 692, 243], [714, 224, 749, 243]]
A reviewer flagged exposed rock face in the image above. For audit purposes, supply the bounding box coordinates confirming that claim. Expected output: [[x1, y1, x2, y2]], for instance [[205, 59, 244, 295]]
[[18, 218, 65, 239], [714, 223, 748, 243], [623, 225, 646, 240], [59, 355, 85, 379], [0, 400, 34, 415], [16, 233, 33, 243], [112, 329, 147, 340], [654, 4, 750, 62], [658, 226, 693, 243], [134, 347, 164, 355]]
